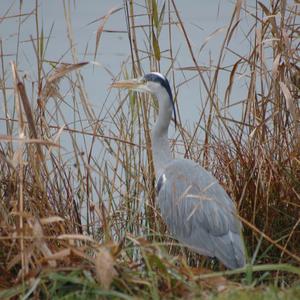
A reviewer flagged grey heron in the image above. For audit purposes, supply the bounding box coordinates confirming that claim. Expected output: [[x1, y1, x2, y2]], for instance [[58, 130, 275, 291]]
[[111, 72, 246, 269]]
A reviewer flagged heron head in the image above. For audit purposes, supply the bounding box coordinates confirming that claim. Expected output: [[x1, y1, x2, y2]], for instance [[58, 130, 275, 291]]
[[111, 72, 176, 125]]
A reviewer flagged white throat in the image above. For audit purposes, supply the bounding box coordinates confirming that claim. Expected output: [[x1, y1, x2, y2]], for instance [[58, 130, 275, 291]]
[[151, 90, 173, 176]]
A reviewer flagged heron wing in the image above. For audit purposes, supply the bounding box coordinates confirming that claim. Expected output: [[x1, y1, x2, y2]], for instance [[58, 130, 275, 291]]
[[157, 158, 245, 269]]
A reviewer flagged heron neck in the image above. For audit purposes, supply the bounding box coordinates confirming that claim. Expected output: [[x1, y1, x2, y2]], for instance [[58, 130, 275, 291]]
[[152, 96, 173, 176]]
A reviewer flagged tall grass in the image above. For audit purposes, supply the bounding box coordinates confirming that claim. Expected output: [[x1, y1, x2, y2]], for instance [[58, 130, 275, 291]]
[[0, 0, 299, 298]]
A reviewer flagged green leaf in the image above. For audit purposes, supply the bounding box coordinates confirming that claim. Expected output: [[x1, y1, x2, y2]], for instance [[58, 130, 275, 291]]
[[157, 1, 166, 36], [152, 0, 159, 29], [148, 254, 167, 274], [40, 27, 44, 60], [152, 29, 160, 61]]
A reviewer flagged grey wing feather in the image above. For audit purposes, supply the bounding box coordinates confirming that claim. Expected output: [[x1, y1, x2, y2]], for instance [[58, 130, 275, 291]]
[[157, 159, 245, 269]]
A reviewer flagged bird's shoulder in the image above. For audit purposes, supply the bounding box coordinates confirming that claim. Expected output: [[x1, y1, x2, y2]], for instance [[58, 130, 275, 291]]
[[156, 158, 240, 235], [157, 158, 221, 192]]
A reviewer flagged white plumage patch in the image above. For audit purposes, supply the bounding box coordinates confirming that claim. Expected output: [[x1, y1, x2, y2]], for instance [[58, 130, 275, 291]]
[[150, 72, 166, 81]]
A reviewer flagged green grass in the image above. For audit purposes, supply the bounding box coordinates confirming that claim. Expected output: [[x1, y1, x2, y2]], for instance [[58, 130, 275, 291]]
[[1, 267, 299, 300]]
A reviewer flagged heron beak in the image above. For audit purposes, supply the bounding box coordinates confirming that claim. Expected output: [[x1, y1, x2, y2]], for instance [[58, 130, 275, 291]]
[[111, 78, 151, 93], [111, 79, 141, 90]]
